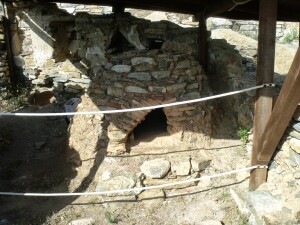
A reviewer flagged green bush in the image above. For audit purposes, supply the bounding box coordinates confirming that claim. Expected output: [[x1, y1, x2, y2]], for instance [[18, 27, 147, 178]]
[[283, 27, 299, 43]]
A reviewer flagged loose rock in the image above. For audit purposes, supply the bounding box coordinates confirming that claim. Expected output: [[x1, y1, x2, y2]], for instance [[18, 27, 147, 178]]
[[138, 189, 165, 205], [171, 160, 191, 176], [111, 65, 131, 73], [140, 158, 171, 178], [191, 159, 211, 172], [68, 218, 95, 225], [96, 175, 137, 196], [289, 138, 300, 154]]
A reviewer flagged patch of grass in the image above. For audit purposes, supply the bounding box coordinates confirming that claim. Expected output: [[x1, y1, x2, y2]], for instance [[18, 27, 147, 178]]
[[238, 213, 249, 225], [105, 212, 119, 224], [239, 128, 249, 152], [283, 27, 299, 44], [221, 190, 230, 199]]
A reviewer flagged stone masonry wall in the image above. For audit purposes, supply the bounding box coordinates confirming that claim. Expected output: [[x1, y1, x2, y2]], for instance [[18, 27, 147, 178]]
[[207, 18, 288, 40], [69, 52, 212, 154], [14, 4, 198, 98]]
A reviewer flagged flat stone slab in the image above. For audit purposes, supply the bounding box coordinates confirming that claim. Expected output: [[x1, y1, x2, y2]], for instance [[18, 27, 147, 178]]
[[68, 218, 95, 225], [125, 86, 148, 94], [138, 189, 165, 205], [140, 158, 171, 178], [151, 71, 171, 80], [289, 138, 300, 154], [191, 159, 211, 172], [128, 72, 151, 81], [292, 123, 300, 133], [111, 65, 131, 73], [131, 57, 155, 66], [171, 160, 191, 176], [96, 175, 136, 196], [248, 191, 282, 214]]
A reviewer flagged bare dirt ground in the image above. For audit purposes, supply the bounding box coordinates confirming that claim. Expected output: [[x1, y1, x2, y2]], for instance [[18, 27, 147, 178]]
[[0, 102, 250, 225]]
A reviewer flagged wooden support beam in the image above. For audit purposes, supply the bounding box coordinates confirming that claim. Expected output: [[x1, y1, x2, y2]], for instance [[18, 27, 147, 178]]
[[198, 13, 207, 70], [249, 0, 278, 191], [257, 48, 300, 163]]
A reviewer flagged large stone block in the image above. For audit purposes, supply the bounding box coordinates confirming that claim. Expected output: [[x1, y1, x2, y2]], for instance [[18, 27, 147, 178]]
[[140, 158, 171, 178]]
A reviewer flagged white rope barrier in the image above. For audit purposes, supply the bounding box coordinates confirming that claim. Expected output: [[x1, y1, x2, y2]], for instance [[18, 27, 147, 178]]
[[0, 165, 268, 197], [0, 83, 274, 117]]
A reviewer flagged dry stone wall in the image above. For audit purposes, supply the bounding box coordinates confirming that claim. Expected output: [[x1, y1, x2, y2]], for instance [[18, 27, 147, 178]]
[[70, 51, 212, 154], [14, 4, 198, 98], [207, 18, 288, 40]]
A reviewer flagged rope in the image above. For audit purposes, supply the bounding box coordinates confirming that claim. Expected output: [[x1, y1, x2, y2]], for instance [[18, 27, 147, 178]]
[[0, 84, 274, 117], [228, 0, 252, 11], [0, 165, 268, 197]]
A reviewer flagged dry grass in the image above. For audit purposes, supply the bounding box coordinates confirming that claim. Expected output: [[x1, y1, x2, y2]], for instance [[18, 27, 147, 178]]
[[211, 29, 297, 75]]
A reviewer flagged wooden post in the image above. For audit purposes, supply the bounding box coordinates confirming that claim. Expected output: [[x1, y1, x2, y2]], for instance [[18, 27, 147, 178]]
[[198, 13, 207, 70], [249, 0, 278, 191], [257, 48, 300, 163]]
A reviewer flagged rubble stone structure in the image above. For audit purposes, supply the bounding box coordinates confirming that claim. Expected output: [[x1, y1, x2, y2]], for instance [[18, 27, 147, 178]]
[[13, 4, 213, 154]]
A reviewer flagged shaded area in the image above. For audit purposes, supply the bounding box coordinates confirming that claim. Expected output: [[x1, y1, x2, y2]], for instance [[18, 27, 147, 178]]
[[107, 30, 136, 54], [0, 105, 78, 223], [133, 108, 167, 140]]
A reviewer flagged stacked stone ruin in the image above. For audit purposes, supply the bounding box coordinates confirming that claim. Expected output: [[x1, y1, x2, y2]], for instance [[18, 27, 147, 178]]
[[12, 4, 213, 155]]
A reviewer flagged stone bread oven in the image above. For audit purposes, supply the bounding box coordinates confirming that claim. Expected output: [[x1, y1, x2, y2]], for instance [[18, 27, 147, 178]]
[[14, 4, 213, 155], [73, 51, 213, 154]]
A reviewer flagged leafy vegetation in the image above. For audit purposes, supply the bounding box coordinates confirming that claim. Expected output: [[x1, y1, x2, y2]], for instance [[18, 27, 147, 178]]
[[105, 212, 119, 224], [283, 27, 299, 43], [239, 128, 249, 152]]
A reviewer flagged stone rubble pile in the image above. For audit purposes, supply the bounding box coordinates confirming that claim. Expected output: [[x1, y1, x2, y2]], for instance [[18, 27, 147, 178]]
[[95, 154, 211, 202]]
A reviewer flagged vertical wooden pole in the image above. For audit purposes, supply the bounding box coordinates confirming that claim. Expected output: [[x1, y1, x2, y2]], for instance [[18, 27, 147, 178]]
[[299, 22, 300, 47], [198, 13, 207, 70], [249, 0, 278, 191]]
